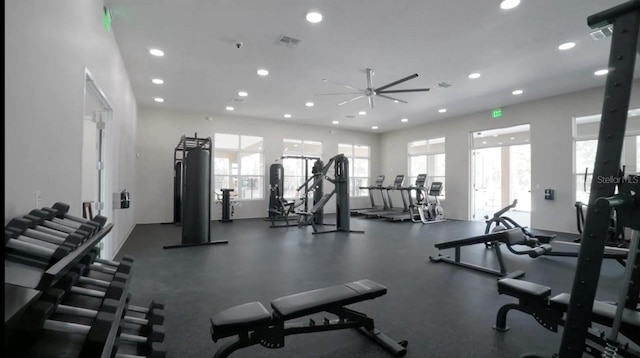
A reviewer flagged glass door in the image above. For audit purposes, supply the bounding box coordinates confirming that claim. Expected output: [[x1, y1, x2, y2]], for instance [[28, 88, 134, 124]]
[[472, 147, 502, 221]]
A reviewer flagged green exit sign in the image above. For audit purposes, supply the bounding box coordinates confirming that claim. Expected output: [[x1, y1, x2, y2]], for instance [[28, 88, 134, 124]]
[[492, 108, 503, 118], [103, 6, 112, 32]]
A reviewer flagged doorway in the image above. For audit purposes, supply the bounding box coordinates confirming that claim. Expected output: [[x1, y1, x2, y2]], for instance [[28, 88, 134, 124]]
[[82, 69, 112, 257], [471, 124, 531, 227]]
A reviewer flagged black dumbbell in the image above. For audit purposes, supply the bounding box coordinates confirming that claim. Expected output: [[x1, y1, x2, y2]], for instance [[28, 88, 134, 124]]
[[28, 209, 98, 236], [4, 229, 72, 266], [18, 301, 165, 357], [78, 251, 133, 276], [43, 289, 164, 331], [7, 216, 87, 246], [126, 296, 165, 316], [53, 272, 127, 301], [49, 202, 108, 228]]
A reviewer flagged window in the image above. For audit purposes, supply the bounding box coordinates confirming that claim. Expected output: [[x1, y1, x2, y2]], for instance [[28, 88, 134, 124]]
[[408, 137, 446, 197], [282, 139, 323, 198], [574, 109, 640, 202], [214, 134, 264, 199], [338, 144, 370, 196]]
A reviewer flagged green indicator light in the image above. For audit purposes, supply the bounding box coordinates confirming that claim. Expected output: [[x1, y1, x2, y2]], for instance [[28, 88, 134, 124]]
[[103, 6, 112, 32], [492, 108, 503, 118]]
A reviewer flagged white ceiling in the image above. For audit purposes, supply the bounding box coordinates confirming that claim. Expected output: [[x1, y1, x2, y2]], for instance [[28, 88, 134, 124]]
[[105, 0, 638, 133]]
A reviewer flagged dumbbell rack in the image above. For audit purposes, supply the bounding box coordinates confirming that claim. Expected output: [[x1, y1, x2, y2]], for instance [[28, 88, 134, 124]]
[[4, 202, 167, 358]]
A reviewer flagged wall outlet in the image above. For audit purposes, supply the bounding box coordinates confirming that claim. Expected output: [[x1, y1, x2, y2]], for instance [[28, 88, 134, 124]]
[[35, 190, 42, 208]]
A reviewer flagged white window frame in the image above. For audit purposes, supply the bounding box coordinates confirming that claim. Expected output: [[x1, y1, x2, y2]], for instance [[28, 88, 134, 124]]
[[408, 137, 446, 198], [214, 133, 264, 200], [339, 143, 370, 197]]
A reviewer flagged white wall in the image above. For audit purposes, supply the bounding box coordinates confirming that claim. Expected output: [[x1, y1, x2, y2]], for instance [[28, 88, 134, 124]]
[[381, 81, 640, 233], [135, 107, 382, 223], [5, 0, 138, 259]]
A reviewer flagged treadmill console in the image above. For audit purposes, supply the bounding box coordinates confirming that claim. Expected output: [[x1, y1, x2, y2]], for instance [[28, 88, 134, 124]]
[[429, 182, 443, 196]]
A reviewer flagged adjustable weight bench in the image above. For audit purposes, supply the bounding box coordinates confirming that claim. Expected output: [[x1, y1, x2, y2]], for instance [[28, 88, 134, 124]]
[[210, 279, 408, 357], [493, 278, 640, 356]]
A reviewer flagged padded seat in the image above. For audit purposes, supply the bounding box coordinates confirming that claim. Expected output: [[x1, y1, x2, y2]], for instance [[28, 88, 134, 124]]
[[271, 280, 387, 320], [498, 278, 552, 301], [210, 302, 273, 340], [550, 293, 640, 327]]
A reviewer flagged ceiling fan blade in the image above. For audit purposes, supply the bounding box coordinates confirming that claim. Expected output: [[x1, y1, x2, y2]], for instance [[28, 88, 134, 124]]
[[366, 68, 374, 89], [322, 79, 362, 92], [314, 92, 362, 96], [368, 96, 374, 109], [374, 74, 419, 92], [338, 95, 365, 106], [378, 88, 431, 94], [377, 94, 408, 104]]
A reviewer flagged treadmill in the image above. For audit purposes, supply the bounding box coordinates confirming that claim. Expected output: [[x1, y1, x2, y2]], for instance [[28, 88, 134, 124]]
[[350, 175, 387, 216], [384, 174, 427, 222], [365, 175, 407, 218]]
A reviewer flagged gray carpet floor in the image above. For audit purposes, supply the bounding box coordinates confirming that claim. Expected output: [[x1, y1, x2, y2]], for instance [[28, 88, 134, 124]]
[[114, 215, 630, 358]]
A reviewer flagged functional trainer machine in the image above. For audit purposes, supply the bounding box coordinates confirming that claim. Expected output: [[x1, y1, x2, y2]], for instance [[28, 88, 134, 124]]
[[164, 134, 228, 249], [297, 153, 364, 234], [494, 2, 640, 356], [209, 279, 408, 357]]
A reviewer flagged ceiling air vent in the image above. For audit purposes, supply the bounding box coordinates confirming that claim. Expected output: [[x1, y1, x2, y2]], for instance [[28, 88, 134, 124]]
[[434, 82, 452, 89], [276, 35, 301, 48], [590, 24, 613, 40], [229, 98, 245, 103]]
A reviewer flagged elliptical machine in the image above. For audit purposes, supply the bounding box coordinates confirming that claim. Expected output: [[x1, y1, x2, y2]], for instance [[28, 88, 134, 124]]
[[421, 181, 445, 223]]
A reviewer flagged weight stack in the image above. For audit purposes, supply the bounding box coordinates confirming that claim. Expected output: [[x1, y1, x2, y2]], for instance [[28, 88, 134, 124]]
[[181, 148, 210, 245]]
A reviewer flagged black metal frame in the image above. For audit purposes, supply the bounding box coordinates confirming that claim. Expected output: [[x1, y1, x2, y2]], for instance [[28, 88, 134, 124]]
[[211, 306, 407, 358], [164, 134, 228, 249], [559, 2, 640, 356], [429, 230, 528, 279]]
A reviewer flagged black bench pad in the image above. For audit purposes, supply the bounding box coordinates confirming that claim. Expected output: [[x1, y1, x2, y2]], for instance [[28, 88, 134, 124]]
[[498, 278, 551, 301], [211, 302, 273, 339], [550, 293, 640, 327], [271, 280, 387, 320]]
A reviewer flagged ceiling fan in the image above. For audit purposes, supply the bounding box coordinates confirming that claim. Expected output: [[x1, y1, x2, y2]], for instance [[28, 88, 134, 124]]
[[316, 68, 430, 109]]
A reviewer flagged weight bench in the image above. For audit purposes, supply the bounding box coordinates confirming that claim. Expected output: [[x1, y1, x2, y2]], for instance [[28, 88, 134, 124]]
[[210, 279, 408, 358], [429, 229, 553, 279], [493, 278, 640, 355]]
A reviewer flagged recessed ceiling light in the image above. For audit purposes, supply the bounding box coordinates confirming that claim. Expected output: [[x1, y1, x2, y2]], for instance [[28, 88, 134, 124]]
[[438, 108, 447, 113], [151, 78, 164, 84], [510, 137, 515, 140], [305, 102, 314, 107], [284, 114, 292, 118], [498, 142, 504, 145], [558, 42, 576, 50], [226, 106, 234, 111], [238, 91, 248, 97], [257, 69, 269, 76], [482, 141, 487, 144], [594, 69, 609, 76], [149, 48, 164, 57], [468, 73, 481, 79], [358, 111, 366, 115], [306, 11, 323, 23], [394, 100, 399, 103], [401, 118, 409, 122], [371, 126, 378, 130], [153, 97, 164, 103], [332, 120, 339, 124], [512, 89, 524, 95], [500, 0, 520, 10], [493, 134, 498, 137]]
